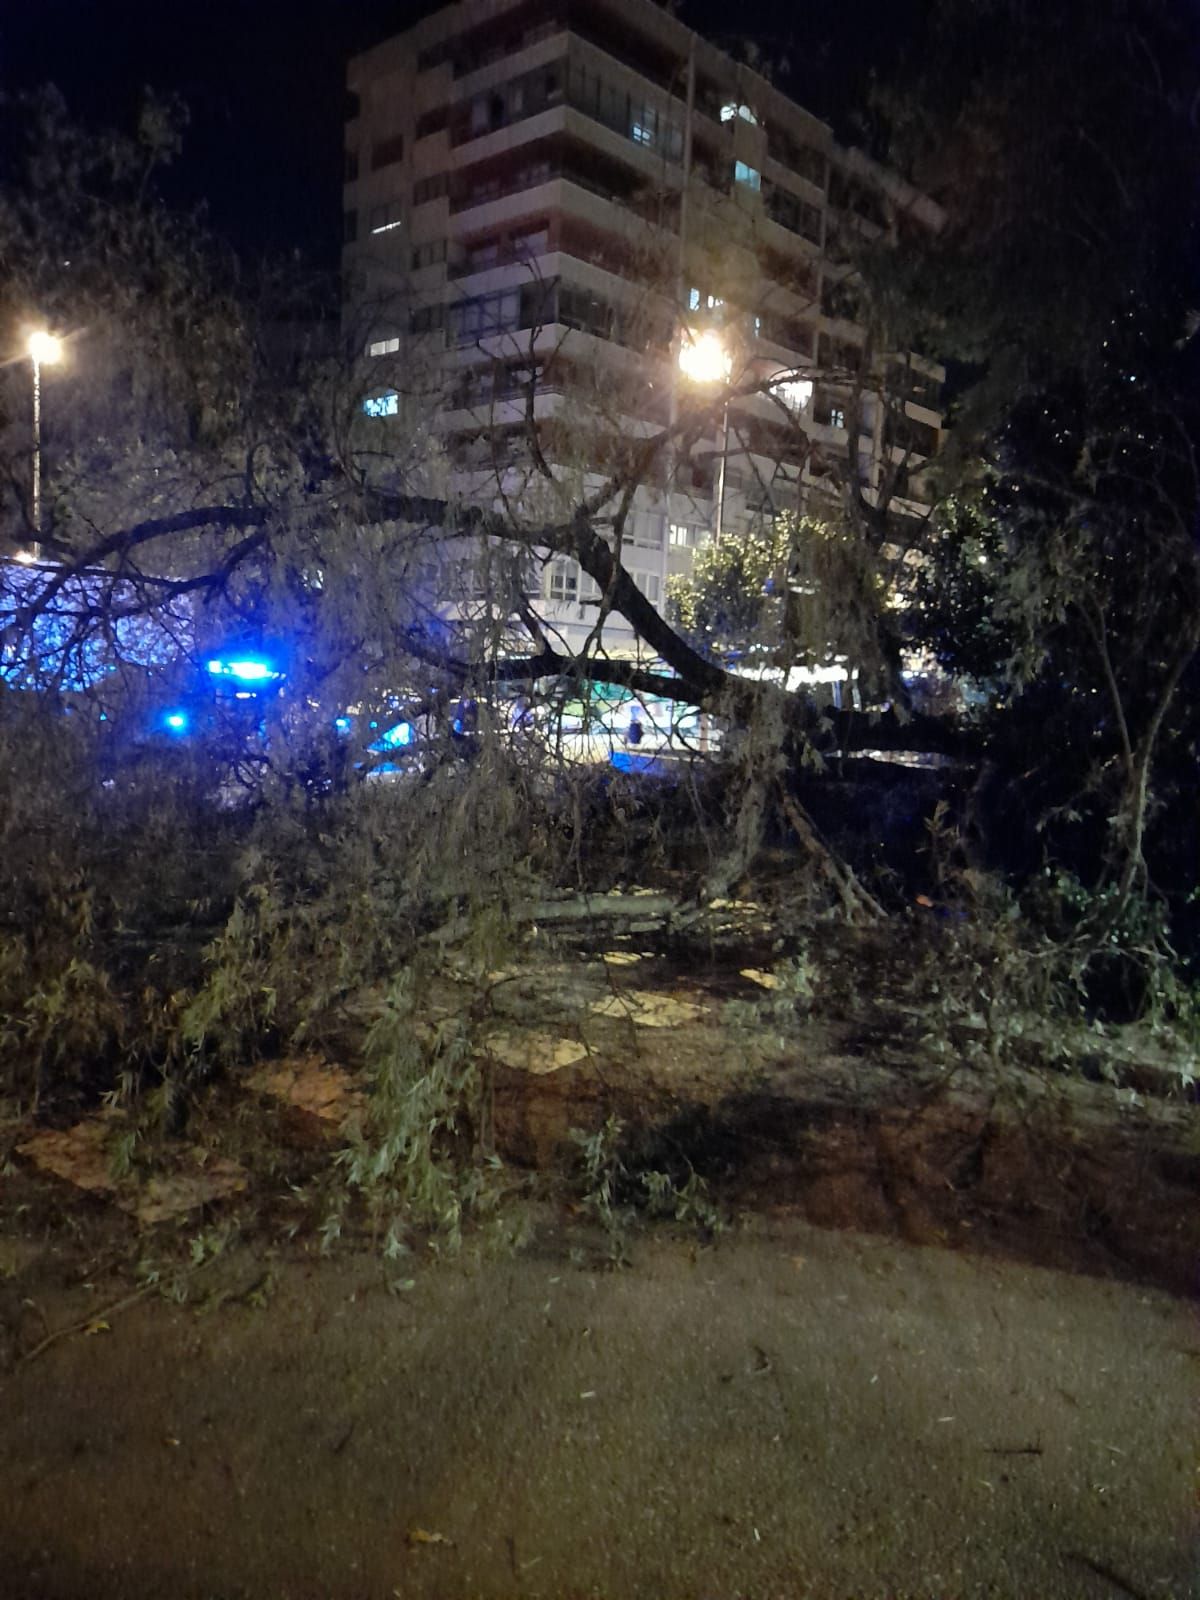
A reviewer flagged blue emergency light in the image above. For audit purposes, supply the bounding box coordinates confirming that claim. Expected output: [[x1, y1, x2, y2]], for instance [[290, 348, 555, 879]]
[[206, 656, 282, 685]]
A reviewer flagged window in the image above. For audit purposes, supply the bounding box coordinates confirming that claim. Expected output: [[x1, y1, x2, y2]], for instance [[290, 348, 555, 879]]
[[566, 62, 682, 161], [465, 239, 500, 271], [720, 102, 758, 124], [343, 210, 358, 245], [369, 200, 403, 235], [457, 64, 564, 145], [509, 226, 548, 260], [368, 336, 401, 357], [548, 560, 579, 601], [759, 311, 814, 356], [687, 287, 724, 312], [363, 390, 399, 417], [767, 185, 822, 242], [669, 522, 700, 547], [413, 172, 448, 205], [818, 333, 862, 372], [767, 128, 826, 190], [734, 161, 761, 192], [410, 302, 445, 335], [417, 38, 455, 70], [416, 106, 448, 138], [776, 377, 813, 413], [627, 510, 664, 550], [822, 276, 861, 321], [372, 133, 404, 170], [411, 239, 447, 270], [344, 148, 359, 183], [633, 571, 661, 604], [449, 286, 522, 343]]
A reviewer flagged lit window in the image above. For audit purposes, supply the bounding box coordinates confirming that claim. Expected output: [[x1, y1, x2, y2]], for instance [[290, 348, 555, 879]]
[[776, 376, 813, 413], [363, 390, 399, 417], [631, 104, 658, 146], [721, 102, 758, 125], [368, 336, 401, 357], [733, 161, 761, 192], [829, 406, 846, 430], [669, 522, 697, 547], [369, 200, 404, 234]]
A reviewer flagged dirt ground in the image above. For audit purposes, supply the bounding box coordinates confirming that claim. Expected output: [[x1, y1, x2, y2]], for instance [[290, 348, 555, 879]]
[[0, 1211, 1196, 1600], [3, 925, 1199, 1598]]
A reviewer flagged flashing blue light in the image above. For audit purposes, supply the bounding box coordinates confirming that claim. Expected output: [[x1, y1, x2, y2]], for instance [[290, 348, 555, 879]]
[[164, 710, 189, 732], [206, 657, 280, 684], [371, 721, 414, 751], [335, 716, 352, 733]]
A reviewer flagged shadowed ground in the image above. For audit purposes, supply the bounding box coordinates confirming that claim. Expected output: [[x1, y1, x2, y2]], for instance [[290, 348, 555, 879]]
[[1, 1214, 1196, 1599]]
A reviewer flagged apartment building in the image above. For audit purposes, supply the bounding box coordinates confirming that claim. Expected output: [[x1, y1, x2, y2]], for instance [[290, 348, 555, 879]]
[[343, 0, 943, 654]]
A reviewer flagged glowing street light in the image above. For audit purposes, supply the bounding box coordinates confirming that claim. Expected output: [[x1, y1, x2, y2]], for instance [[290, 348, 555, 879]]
[[28, 330, 63, 367], [25, 328, 63, 560], [678, 328, 732, 385], [678, 329, 733, 537]]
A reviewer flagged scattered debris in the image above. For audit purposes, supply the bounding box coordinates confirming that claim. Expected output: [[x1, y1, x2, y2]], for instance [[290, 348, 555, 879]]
[[131, 1157, 248, 1226], [487, 1031, 588, 1074], [406, 1528, 452, 1548], [589, 990, 707, 1028], [741, 968, 779, 990], [16, 1120, 248, 1226], [601, 951, 642, 966], [17, 1119, 120, 1195], [247, 1057, 365, 1130]]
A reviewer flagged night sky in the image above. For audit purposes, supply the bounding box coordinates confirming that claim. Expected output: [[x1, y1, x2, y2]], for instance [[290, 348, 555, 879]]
[[4, 0, 926, 264]]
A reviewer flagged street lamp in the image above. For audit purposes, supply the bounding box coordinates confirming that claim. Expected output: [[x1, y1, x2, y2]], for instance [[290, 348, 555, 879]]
[[23, 329, 63, 562], [678, 329, 733, 538]]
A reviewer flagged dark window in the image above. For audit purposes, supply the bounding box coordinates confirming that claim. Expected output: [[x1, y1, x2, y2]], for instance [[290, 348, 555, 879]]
[[766, 184, 823, 243], [758, 312, 814, 357], [453, 63, 564, 145], [412, 239, 447, 270], [416, 106, 449, 138], [887, 361, 942, 409], [821, 276, 861, 322], [372, 133, 405, 170], [410, 302, 446, 335], [818, 333, 863, 372], [344, 148, 359, 183], [417, 37, 455, 70], [413, 172, 448, 205], [343, 210, 358, 245], [885, 411, 940, 457]]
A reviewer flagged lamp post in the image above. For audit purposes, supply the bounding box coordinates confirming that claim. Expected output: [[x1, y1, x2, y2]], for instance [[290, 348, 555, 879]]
[[678, 328, 732, 538], [24, 329, 63, 562]]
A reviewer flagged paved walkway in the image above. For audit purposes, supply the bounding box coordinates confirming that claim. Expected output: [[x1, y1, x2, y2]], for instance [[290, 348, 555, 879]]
[[1, 1216, 1197, 1598]]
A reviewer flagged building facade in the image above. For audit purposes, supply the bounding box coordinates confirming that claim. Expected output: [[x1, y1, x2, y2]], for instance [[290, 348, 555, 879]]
[[343, 0, 943, 655]]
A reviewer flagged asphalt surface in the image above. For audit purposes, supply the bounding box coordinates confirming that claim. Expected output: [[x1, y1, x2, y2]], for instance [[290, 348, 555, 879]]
[[1, 1214, 1197, 1599]]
